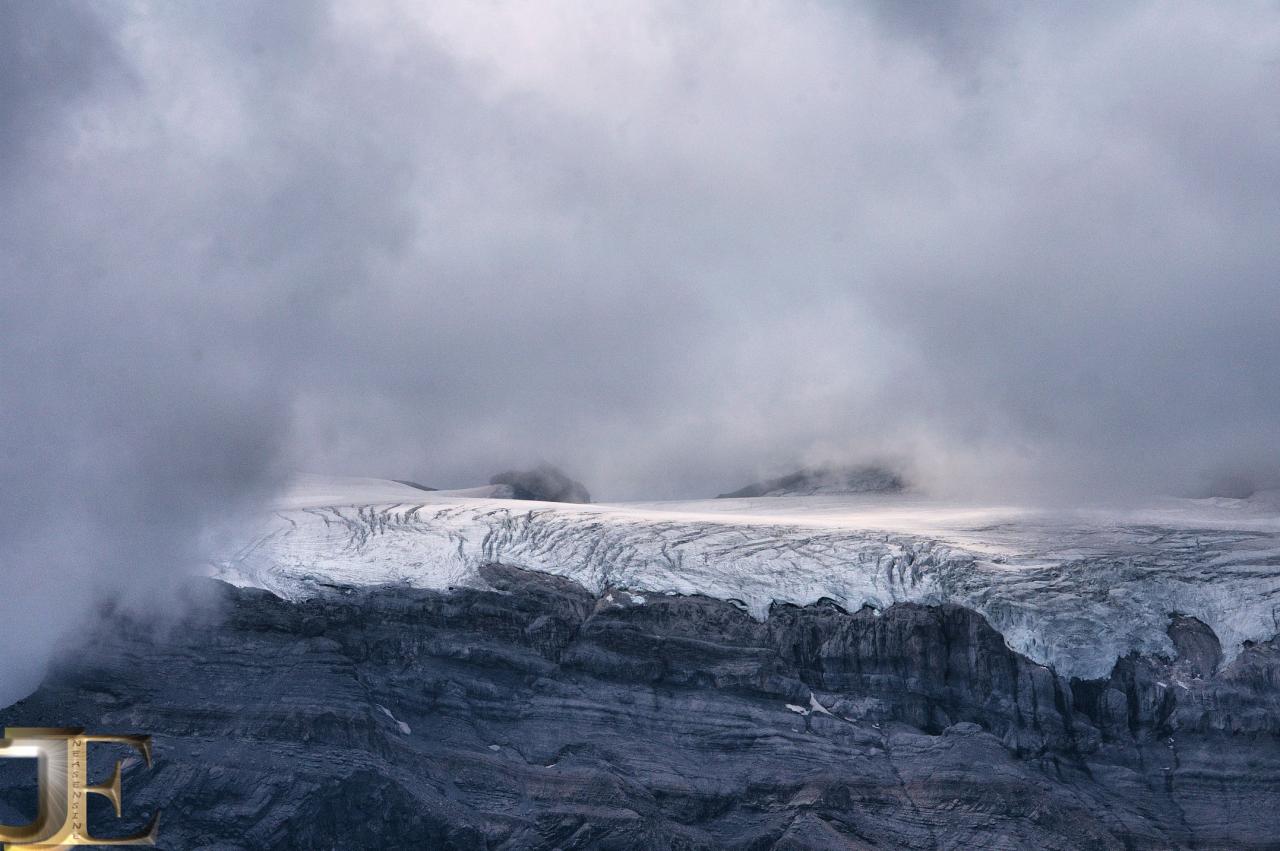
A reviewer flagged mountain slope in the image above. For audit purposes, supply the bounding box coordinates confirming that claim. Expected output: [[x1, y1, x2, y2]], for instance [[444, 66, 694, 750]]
[[3, 567, 1278, 849]]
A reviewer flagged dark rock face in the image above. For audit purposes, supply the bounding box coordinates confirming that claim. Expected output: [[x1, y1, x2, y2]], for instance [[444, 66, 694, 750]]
[[1165, 613, 1223, 678], [490, 465, 591, 503], [2, 566, 1278, 849], [393, 479, 438, 492], [718, 465, 905, 498]]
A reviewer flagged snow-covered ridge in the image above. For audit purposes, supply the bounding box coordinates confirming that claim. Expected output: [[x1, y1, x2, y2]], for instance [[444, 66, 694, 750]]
[[213, 474, 1280, 679]]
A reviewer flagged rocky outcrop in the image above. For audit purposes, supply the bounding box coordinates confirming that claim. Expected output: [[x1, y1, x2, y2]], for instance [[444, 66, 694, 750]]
[[718, 465, 905, 498], [393, 479, 438, 492], [1, 565, 1278, 849], [490, 465, 592, 503]]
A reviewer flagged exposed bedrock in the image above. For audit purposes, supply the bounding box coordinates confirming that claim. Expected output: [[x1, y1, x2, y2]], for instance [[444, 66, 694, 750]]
[[489, 465, 592, 503], [1, 564, 1278, 849], [717, 465, 905, 498]]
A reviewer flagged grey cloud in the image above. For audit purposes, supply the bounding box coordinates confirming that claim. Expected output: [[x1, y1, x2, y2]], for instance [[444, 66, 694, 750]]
[[2, 1, 1280, 701], [0, 1, 126, 168]]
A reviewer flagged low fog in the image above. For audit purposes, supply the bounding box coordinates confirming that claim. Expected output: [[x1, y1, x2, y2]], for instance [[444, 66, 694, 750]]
[[2, 1, 1279, 703]]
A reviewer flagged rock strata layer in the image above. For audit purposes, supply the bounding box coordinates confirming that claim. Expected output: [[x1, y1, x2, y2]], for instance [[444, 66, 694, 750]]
[[1, 565, 1278, 849]]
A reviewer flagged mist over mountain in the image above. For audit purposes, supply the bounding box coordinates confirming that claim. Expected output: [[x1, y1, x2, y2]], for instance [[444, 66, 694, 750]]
[[6, 1, 1279, 510], [2, 5, 1280, 838]]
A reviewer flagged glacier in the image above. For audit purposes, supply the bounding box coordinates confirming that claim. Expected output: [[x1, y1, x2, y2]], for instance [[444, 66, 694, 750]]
[[213, 474, 1280, 680]]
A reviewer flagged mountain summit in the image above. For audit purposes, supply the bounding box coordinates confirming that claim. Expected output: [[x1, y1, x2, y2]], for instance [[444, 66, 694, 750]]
[[490, 465, 591, 503], [718, 464, 905, 498]]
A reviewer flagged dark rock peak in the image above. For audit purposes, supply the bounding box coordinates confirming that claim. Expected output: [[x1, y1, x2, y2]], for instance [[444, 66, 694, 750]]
[[718, 464, 906, 498], [490, 465, 591, 503], [393, 479, 437, 492]]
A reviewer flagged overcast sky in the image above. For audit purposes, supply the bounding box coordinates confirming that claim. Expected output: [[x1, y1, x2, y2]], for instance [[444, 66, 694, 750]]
[[2, 2, 1279, 699]]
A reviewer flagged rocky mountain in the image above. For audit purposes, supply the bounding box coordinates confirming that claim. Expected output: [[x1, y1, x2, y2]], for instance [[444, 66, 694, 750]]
[[1, 564, 1278, 849], [3, 475, 1279, 848], [490, 465, 592, 504], [718, 466, 906, 499]]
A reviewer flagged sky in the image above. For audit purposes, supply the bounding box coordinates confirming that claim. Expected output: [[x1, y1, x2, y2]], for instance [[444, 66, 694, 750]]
[[2, 1, 1279, 701]]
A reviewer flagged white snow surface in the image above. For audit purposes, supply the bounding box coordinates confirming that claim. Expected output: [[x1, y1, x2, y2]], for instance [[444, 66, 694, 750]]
[[213, 474, 1280, 680], [375, 704, 411, 735]]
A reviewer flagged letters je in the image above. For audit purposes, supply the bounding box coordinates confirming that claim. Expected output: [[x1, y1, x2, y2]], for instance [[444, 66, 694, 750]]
[[0, 728, 159, 847]]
